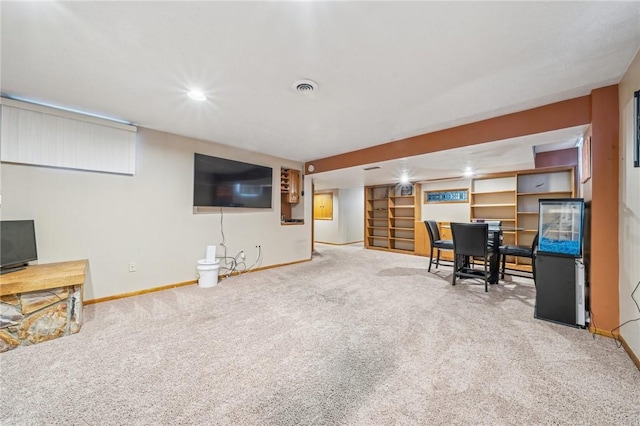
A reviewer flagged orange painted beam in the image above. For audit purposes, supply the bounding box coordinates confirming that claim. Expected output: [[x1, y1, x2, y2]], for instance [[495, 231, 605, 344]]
[[305, 95, 591, 174], [589, 85, 620, 332]]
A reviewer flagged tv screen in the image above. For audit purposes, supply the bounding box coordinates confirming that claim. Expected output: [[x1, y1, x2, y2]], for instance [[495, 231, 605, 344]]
[[193, 153, 273, 208], [1, 220, 37, 273]]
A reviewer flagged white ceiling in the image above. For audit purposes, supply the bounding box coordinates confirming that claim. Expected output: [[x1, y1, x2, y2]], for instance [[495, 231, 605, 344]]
[[1, 1, 639, 188]]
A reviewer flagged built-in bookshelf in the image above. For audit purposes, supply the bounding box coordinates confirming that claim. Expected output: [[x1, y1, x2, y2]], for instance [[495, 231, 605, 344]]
[[365, 183, 422, 254], [470, 167, 575, 270], [470, 175, 517, 248], [514, 168, 575, 267]]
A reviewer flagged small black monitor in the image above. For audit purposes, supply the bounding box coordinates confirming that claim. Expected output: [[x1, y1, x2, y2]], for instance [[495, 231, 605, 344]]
[[1, 220, 37, 274]]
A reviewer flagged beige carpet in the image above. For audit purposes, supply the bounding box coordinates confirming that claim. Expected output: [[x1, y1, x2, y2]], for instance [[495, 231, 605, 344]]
[[1, 243, 639, 425]]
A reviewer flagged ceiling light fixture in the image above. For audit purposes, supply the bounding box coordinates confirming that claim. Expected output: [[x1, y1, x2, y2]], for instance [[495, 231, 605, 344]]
[[400, 173, 410, 185], [187, 90, 207, 101], [463, 167, 474, 177]]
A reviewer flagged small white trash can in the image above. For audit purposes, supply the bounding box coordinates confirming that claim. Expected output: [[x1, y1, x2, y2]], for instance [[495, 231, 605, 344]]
[[197, 259, 220, 288]]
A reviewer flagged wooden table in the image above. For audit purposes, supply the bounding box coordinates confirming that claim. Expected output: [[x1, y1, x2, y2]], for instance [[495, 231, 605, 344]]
[[0, 260, 87, 352]]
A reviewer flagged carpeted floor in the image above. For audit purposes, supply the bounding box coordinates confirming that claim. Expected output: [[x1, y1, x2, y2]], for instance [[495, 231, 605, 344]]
[[1, 243, 639, 425]]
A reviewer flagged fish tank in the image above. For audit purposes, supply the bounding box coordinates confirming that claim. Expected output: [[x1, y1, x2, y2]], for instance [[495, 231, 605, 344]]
[[538, 198, 585, 257]]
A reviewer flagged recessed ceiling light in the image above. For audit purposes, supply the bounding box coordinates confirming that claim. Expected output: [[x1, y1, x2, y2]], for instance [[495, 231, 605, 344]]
[[463, 167, 474, 177], [400, 174, 410, 184], [187, 90, 207, 101]]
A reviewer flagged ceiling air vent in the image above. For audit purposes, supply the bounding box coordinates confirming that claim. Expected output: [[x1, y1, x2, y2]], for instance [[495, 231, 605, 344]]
[[363, 166, 381, 171], [292, 79, 318, 95]]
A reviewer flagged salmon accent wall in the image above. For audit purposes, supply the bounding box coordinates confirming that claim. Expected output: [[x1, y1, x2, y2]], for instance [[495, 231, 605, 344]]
[[589, 85, 620, 333], [305, 95, 591, 174], [535, 148, 578, 168]]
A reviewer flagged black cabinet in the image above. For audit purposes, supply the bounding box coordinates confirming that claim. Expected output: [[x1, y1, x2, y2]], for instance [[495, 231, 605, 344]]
[[535, 254, 578, 327]]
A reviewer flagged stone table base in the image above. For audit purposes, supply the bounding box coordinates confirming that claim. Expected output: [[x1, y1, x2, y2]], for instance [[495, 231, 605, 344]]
[[0, 260, 87, 352]]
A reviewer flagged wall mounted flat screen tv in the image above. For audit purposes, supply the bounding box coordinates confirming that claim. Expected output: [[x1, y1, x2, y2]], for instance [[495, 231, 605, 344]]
[[1, 220, 38, 274], [194, 153, 273, 208]]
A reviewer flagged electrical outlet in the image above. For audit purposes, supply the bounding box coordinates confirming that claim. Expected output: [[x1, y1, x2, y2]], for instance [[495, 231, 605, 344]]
[[128, 262, 137, 272]]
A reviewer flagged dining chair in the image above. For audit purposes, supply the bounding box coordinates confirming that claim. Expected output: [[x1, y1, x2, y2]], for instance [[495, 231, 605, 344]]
[[472, 219, 502, 248], [450, 222, 493, 292], [424, 220, 454, 272], [499, 232, 539, 281]]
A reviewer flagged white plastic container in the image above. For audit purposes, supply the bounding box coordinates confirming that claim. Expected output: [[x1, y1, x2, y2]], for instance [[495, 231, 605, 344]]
[[197, 259, 220, 288]]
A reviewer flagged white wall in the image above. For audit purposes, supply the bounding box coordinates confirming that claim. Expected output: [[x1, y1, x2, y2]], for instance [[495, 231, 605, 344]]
[[314, 191, 338, 243], [341, 187, 364, 243], [314, 187, 363, 244], [420, 179, 471, 222], [0, 127, 311, 300], [618, 50, 640, 360]]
